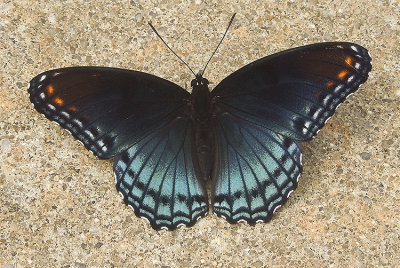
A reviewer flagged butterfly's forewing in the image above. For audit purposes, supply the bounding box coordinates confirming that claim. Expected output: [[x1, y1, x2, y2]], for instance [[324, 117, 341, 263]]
[[211, 113, 302, 224], [211, 42, 372, 141], [210, 42, 371, 223], [28, 67, 190, 159], [114, 117, 208, 230]]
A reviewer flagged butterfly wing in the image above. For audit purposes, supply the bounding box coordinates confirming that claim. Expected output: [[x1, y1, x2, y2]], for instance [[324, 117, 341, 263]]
[[29, 67, 208, 230], [212, 113, 302, 224], [211, 42, 372, 141], [28, 67, 191, 159], [114, 117, 209, 230], [210, 42, 371, 223]]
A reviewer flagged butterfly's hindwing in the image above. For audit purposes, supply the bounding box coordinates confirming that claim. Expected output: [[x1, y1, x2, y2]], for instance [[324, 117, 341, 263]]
[[114, 117, 209, 230], [212, 112, 302, 224], [212, 42, 372, 141], [28, 67, 190, 159]]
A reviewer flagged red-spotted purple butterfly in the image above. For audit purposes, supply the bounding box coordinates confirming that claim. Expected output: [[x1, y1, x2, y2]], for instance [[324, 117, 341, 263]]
[[28, 14, 371, 230]]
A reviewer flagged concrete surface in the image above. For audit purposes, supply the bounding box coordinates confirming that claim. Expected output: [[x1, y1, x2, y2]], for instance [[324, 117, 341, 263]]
[[1, 0, 399, 267]]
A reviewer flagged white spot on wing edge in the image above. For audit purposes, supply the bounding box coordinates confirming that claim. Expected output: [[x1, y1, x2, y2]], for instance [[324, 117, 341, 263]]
[[312, 108, 323, 120], [347, 75, 355, 83], [334, 84, 344, 94], [97, 140, 105, 147], [354, 62, 361, 69], [60, 111, 70, 118], [39, 74, 47, 82], [114, 171, 118, 184], [47, 104, 56, 111], [296, 173, 301, 183], [237, 219, 247, 223], [287, 189, 294, 198], [140, 216, 150, 224], [39, 92, 46, 99], [256, 219, 264, 223], [322, 95, 331, 106], [176, 223, 186, 228], [350, 45, 358, 52], [273, 205, 282, 214], [84, 129, 95, 139], [324, 116, 332, 125], [72, 118, 83, 128]]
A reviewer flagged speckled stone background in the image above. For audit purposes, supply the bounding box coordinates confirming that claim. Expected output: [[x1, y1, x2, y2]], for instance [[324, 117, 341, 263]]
[[1, 0, 399, 267]]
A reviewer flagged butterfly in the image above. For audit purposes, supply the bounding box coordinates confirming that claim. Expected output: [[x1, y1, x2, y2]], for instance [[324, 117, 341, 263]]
[[28, 15, 371, 230]]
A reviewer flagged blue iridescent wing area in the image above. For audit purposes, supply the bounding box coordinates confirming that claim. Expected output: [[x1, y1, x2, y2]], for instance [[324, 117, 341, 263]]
[[211, 113, 302, 224], [211, 42, 372, 141], [28, 67, 190, 159], [114, 117, 208, 230], [210, 42, 371, 224]]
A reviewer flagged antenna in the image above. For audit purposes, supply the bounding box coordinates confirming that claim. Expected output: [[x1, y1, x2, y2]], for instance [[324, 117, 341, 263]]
[[201, 13, 236, 76], [148, 22, 196, 76], [149, 13, 236, 78]]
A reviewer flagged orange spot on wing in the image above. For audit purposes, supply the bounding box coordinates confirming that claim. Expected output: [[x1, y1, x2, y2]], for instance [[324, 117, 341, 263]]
[[46, 85, 54, 95], [53, 97, 64, 106], [337, 70, 348, 80], [345, 56, 353, 66], [68, 106, 77, 112], [326, 81, 334, 87]]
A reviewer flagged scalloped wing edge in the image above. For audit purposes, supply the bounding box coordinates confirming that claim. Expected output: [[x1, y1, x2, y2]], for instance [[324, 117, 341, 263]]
[[114, 171, 209, 231]]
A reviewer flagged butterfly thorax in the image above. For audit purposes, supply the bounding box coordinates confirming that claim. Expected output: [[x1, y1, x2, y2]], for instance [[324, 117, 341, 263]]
[[190, 75, 215, 181], [190, 75, 211, 121]]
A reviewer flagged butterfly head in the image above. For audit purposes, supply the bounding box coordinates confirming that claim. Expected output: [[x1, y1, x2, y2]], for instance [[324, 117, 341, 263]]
[[191, 73, 209, 88]]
